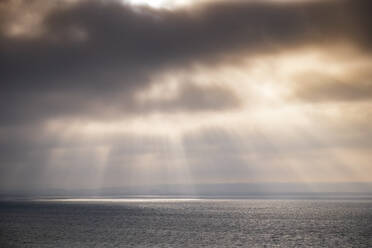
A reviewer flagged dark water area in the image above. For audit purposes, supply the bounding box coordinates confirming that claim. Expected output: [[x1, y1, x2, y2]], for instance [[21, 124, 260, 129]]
[[1, 198, 371, 247]]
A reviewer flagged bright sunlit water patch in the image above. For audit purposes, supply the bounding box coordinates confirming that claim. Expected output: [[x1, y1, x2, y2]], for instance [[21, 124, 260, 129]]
[[37, 198, 200, 203]]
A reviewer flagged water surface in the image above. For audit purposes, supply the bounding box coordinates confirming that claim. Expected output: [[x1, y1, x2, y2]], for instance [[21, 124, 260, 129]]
[[1, 198, 371, 247]]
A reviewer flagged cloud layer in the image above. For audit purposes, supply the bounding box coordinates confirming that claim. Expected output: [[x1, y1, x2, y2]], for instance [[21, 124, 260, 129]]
[[1, 0, 371, 123], [0, 0, 371, 190]]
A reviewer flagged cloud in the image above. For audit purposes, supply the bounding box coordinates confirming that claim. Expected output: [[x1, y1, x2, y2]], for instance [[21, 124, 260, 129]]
[[0, 0, 371, 125], [1, 0, 372, 191], [138, 83, 241, 112], [292, 68, 372, 102]]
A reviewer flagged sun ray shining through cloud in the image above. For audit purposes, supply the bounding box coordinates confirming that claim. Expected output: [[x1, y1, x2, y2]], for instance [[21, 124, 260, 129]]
[[32, 46, 372, 188], [2, 1, 372, 246], [0, 0, 372, 194], [124, 0, 192, 9]]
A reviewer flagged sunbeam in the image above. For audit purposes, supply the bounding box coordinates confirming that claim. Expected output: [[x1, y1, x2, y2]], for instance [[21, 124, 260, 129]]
[[1, 0, 372, 246]]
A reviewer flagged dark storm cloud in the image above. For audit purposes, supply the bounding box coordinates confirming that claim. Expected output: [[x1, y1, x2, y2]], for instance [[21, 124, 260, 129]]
[[0, 0, 371, 124]]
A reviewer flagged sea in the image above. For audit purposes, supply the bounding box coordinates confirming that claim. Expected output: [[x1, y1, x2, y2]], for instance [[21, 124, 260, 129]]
[[0, 196, 371, 247]]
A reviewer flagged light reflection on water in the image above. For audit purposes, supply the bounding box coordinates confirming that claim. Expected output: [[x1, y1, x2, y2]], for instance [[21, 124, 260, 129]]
[[38, 198, 201, 203], [1, 198, 371, 247]]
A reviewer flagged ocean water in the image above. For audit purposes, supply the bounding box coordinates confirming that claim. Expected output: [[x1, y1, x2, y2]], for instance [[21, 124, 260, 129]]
[[0, 198, 371, 247]]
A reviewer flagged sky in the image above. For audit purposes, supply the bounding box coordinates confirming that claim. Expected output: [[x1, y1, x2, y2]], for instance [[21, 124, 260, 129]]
[[0, 0, 372, 192]]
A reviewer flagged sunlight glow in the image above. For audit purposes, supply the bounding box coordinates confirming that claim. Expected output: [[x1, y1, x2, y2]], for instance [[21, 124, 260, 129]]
[[39, 47, 372, 184], [124, 0, 193, 9], [123, 0, 327, 9], [45, 48, 366, 139]]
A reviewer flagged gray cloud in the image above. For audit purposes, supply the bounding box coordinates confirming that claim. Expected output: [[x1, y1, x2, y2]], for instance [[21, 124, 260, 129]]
[[292, 69, 372, 102], [0, 0, 371, 125], [139, 83, 241, 112]]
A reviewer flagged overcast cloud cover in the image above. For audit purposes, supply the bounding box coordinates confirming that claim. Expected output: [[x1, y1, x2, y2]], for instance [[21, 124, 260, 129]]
[[0, 0, 372, 192]]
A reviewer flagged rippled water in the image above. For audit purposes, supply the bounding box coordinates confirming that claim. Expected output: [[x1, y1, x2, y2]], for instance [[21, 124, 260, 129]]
[[1, 198, 371, 247]]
